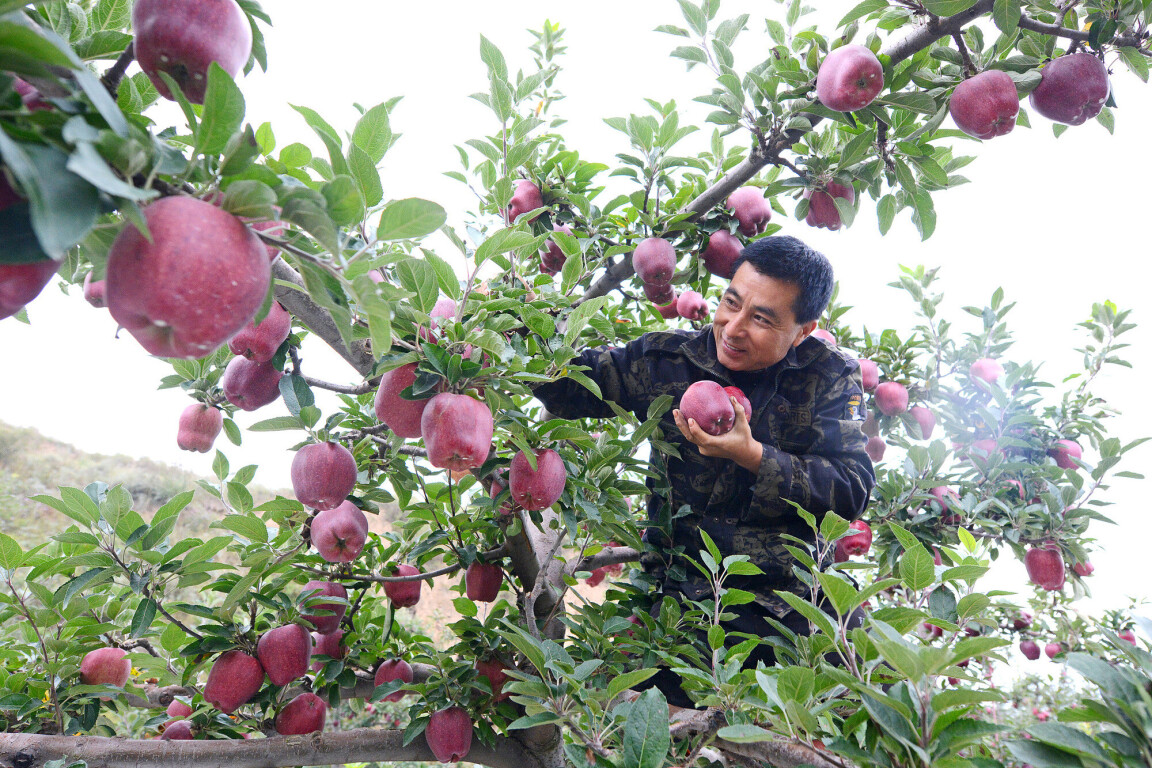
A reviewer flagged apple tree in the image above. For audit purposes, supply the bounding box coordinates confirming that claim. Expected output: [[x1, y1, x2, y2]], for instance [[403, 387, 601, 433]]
[[1, 1, 1150, 767]]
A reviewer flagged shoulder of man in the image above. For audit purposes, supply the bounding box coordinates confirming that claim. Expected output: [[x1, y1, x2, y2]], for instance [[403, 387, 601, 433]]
[[795, 336, 861, 384], [627, 328, 699, 357]]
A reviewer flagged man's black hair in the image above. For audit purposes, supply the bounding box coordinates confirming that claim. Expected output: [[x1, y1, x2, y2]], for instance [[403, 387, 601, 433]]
[[730, 235, 833, 324]]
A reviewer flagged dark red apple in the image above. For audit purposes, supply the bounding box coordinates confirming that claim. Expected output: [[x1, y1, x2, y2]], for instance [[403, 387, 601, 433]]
[[221, 356, 283, 411], [643, 281, 676, 306], [465, 561, 503, 603], [83, 271, 106, 308], [291, 441, 358, 510], [803, 181, 855, 231], [301, 580, 348, 634], [374, 658, 414, 702], [949, 70, 1019, 139], [1049, 439, 1082, 470], [162, 720, 194, 740], [505, 179, 543, 223], [275, 692, 327, 735], [656, 296, 680, 319], [228, 301, 291, 363], [509, 448, 567, 511], [249, 217, 287, 260], [723, 386, 752, 420], [700, 229, 742, 279], [203, 650, 264, 713], [310, 629, 347, 672], [1019, 639, 1041, 660], [425, 706, 472, 763], [857, 358, 879, 392], [167, 699, 193, 718], [632, 238, 676, 285], [79, 647, 130, 687], [540, 223, 573, 273], [474, 657, 511, 701], [310, 501, 369, 563], [13, 77, 50, 111], [679, 380, 736, 436], [676, 290, 709, 321], [874, 381, 908, 416], [132, 0, 253, 104], [865, 436, 886, 463], [1044, 642, 1062, 659], [106, 196, 270, 359], [1029, 52, 1110, 125], [1025, 543, 1066, 591], [1072, 560, 1094, 577], [0, 259, 59, 321], [374, 362, 432, 439], [420, 393, 493, 471], [726, 187, 772, 237], [176, 403, 223, 453], [835, 520, 872, 560], [816, 45, 883, 111], [910, 406, 935, 440], [384, 563, 422, 608], [1012, 612, 1033, 631], [257, 623, 312, 687]]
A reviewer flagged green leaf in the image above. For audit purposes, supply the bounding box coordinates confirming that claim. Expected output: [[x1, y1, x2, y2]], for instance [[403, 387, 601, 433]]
[[564, 297, 610, 347], [195, 63, 246, 157], [377, 198, 447, 240], [921, 0, 978, 15], [222, 180, 277, 220], [424, 251, 460, 301], [351, 101, 395, 163], [607, 668, 659, 701], [0, 533, 23, 571], [838, 0, 887, 27], [280, 186, 339, 254], [875, 92, 939, 115], [219, 514, 268, 544], [474, 228, 539, 267], [321, 175, 365, 227], [347, 144, 384, 208], [717, 723, 777, 743], [290, 104, 349, 177], [622, 688, 671, 768], [130, 598, 157, 638], [248, 415, 304, 432], [992, 0, 1022, 34], [1117, 47, 1150, 83], [877, 194, 896, 235], [1027, 722, 1111, 761], [478, 35, 508, 81], [1006, 740, 1086, 767], [900, 545, 936, 591], [394, 259, 440, 313]]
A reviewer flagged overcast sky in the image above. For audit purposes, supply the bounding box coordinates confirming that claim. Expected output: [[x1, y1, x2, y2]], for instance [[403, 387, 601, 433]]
[[3, 2, 1149, 617]]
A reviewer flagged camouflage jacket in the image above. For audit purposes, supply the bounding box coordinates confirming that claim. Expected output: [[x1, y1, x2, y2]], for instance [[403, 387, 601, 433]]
[[533, 326, 875, 617]]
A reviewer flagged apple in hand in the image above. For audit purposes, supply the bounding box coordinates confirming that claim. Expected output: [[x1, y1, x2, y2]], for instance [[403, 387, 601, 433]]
[[701, 229, 742, 279], [131, 0, 253, 104], [374, 362, 433, 439], [1029, 52, 1110, 125], [1025, 542, 1066, 591], [725, 187, 772, 237], [949, 70, 1019, 139], [874, 381, 908, 416], [301, 580, 348, 634], [221, 356, 283, 411], [803, 181, 855, 231], [310, 501, 369, 563], [632, 237, 676, 286], [857, 358, 879, 392], [384, 563, 423, 608], [177, 403, 224, 453], [723, 386, 752, 420], [675, 290, 709, 321], [257, 623, 313, 687], [426, 706, 473, 763], [679, 380, 736, 436], [465, 561, 503, 603], [421, 393, 494, 471], [816, 44, 884, 112], [80, 647, 131, 687], [509, 449, 567, 511], [228, 301, 291, 363], [374, 658, 414, 702], [292, 441, 358, 510], [1019, 640, 1041, 660], [1048, 439, 1082, 470], [275, 692, 327, 736], [106, 196, 270, 359], [204, 650, 264, 713]]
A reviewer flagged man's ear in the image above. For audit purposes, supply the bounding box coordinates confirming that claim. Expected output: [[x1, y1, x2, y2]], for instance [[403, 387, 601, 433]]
[[793, 320, 818, 347]]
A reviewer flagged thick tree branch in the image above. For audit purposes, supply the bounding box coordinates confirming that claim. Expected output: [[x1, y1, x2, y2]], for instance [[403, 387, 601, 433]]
[[1016, 14, 1149, 48], [271, 260, 375, 376], [566, 545, 640, 576]]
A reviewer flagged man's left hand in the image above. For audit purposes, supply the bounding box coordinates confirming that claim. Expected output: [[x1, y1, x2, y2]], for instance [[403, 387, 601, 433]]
[[673, 398, 763, 473]]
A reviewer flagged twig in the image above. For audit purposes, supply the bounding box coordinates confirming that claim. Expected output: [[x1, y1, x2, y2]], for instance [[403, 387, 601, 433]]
[[300, 375, 374, 395], [952, 32, 978, 77], [100, 42, 135, 97]]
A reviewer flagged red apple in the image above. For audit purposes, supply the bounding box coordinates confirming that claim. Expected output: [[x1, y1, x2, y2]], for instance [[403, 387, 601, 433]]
[[969, 438, 1000, 457], [675, 290, 709, 321], [384, 563, 422, 608], [700, 229, 742, 279], [79, 647, 131, 687], [177, 403, 224, 453], [426, 706, 472, 763], [162, 720, 194, 740], [301, 580, 348, 634], [803, 181, 855, 231], [250, 216, 286, 260], [221, 356, 283, 411], [1012, 612, 1033, 631], [949, 70, 1019, 139], [505, 179, 543, 223], [167, 699, 193, 718], [584, 566, 607, 587], [291, 441, 358, 510], [723, 386, 752, 420], [131, 0, 253, 104], [310, 501, 369, 563], [644, 281, 676, 305], [228, 302, 291, 363], [1044, 642, 1062, 659], [835, 520, 872, 559], [257, 623, 313, 687], [474, 657, 511, 701], [374, 362, 432, 439], [310, 629, 347, 671], [1119, 629, 1137, 645], [1019, 639, 1041, 660], [909, 406, 935, 440], [865, 436, 886, 463], [874, 381, 908, 416], [810, 328, 836, 345], [540, 223, 573, 273], [969, 357, 1004, 385], [1029, 52, 1110, 126], [13, 77, 50, 111], [929, 487, 962, 523], [1025, 543, 1066, 591], [1049, 439, 1082, 470], [420, 393, 493, 471], [632, 237, 676, 286], [465, 561, 503, 603], [816, 44, 884, 112], [374, 658, 414, 702], [106, 196, 270, 359], [203, 650, 264, 713], [857, 358, 879, 392], [1072, 560, 1094, 577], [419, 296, 458, 343], [679, 380, 736, 436], [83, 271, 106, 308], [656, 297, 680, 319], [0, 259, 59, 321], [725, 187, 772, 237], [509, 448, 567, 511], [275, 692, 327, 735]]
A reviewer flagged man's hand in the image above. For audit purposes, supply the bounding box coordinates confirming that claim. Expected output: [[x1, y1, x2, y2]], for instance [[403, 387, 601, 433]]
[[673, 398, 763, 473]]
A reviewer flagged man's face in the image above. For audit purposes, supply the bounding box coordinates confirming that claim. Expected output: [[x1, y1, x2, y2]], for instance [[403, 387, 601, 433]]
[[712, 263, 817, 372]]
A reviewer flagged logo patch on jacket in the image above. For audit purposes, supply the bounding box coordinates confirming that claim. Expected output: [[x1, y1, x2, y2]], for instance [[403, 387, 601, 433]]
[[846, 394, 865, 421]]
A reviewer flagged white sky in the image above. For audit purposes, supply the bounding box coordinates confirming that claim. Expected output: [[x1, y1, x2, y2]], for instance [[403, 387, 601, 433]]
[[2, 2, 1150, 619]]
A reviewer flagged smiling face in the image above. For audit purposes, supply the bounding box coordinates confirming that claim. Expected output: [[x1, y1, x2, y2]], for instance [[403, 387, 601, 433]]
[[712, 263, 817, 372]]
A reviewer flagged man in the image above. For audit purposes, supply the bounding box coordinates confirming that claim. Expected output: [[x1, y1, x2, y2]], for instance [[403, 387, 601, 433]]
[[533, 235, 874, 705]]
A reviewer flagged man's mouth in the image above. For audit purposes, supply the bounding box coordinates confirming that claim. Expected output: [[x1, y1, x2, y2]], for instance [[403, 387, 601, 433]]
[[721, 337, 743, 355]]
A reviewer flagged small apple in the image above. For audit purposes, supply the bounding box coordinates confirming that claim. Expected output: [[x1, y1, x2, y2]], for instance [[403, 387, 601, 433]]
[[969, 438, 1000, 457], [949, 70, 1019, 139], [675, 290, 709, 321], [474, 657, 511, 701], [310, 501, 369, 563], [465, 561, 503, 603], [1044, 642, 1062, 660], [835, 520, 872, 560], [909, 406, 935, 440], [374, 658, 414, 702], [584, 566, 607, 587], [418, 296, 458, 343], [167, 699, 193, 718], [1048, 439, 1082, 470], [275, 692, 327, 736], [1012, 612, 1033, 631], [300, 580, 348, 634], [700, 229, 742, 278], [723, 386, 752, 420], [384, 563, 422, 608], [656, 297, 680, 319], [0, 259, 59, 321], [810, 328, 836, 346], [310, 629, 347, 672], [79, 647, 131, 688], [725, 187, 772, 237], [257, 623, 313, 687], [679, 380, 736, 436], [374, 362, 432, 439], [1019, 639, 1041, 660], [162, 720, 194, 740], [857, 358, 879, 392], [969, 357, 1004, 386], [228, 302, 291, 363], [816, 45, 884, 112], [420, 393, 494, 471], [131, 0, 253, 104], [1029, 52, 1110, 125], [1072, 560, 1094, 577], [865, 436, 886, 463], [873, 381, 909, 416], [804, 181, 855, 231], [291, 441, 358, 510], [540, 223, 573, 273], [177, 403, 224, 453], [643, 281, 676, 306], [221, 356, 283, 411], [632, 238, 676, 286], [13, 77, 51, 111], [1119, 629, 1137, 646], [1025, 543, 1066, 591], [505, 179, 543, 223], [425, 706, 473, 763], [83, 271, 106, 308], [509, 449, 567, 511], [203, 650, 264, 713]]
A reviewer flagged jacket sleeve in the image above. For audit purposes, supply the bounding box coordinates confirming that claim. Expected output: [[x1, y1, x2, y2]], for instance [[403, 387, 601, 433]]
[[531, 342, 639, 419], [746, 368, 875, 523]]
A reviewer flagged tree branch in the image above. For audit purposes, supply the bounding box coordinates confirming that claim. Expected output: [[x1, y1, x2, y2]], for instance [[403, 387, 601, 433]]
[[271, 260, 375, 376], [1016, 14, 1149, 48]]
